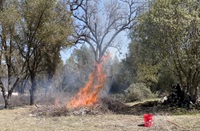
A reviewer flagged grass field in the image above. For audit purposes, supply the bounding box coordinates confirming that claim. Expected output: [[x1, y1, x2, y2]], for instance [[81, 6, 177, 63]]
[[0, 106, 200, 131]]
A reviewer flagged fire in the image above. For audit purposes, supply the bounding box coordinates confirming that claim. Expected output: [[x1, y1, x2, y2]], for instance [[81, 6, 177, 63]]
[[67, 53, 109, 109]]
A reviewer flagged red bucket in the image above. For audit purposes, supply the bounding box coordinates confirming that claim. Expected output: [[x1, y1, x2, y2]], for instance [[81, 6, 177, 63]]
[[143, 114, 153, 127]]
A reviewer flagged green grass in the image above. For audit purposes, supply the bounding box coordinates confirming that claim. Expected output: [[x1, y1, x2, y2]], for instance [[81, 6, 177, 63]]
[[0, 106, 200, 131]]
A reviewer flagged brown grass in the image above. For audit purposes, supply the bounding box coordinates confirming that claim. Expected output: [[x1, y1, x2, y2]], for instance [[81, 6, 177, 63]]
[[0, 106, 200, 131]]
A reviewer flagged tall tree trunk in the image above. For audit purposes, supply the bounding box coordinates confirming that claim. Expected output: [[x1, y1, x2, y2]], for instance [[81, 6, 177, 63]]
[[4, 96, 11, 108], [30, 75, 36, 105], [185, 71, 199, 102], [0, 79, 11, 108], [189, 86, 198, 103]]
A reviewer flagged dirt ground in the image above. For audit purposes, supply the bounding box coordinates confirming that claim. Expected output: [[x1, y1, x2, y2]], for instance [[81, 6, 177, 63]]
[[0, 106, 200, 131]]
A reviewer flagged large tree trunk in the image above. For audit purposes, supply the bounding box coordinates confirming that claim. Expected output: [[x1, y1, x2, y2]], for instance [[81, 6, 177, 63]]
[[30, 76, 36, 105], [0, 79, 11, 108], [1, 78, 20, 108], [4, 96, 11, 108], [174, 57, 199, 103], [189, 86, 199, 103]]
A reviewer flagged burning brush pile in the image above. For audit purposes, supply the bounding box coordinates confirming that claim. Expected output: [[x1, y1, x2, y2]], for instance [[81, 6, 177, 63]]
[[31, 96, 126, 116], [31, 54, 127, 116]]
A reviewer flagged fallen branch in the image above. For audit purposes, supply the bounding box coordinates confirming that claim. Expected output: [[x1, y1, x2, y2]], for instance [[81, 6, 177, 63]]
[[35, 104, 39, 108]]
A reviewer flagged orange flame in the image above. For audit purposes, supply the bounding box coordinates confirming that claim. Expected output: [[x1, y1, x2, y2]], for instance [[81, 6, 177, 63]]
[[67, 53, 109, 109]]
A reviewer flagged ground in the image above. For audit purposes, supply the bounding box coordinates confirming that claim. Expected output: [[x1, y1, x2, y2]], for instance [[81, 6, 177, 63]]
[[0, 105, 200, 131]]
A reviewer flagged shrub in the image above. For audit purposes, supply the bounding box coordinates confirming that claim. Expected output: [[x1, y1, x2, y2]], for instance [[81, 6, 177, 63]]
[[124, 83, 155, 102], [109, 93, 126, 102]]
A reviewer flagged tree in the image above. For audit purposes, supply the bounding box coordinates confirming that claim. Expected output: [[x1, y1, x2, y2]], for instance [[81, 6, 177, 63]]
[[135, 0, 200, 102], [125, 40, 175, 93], [16, 0, 73, 105], [42, 1, 73, 94], [0, 0, 73, 107], [60, 45, 94, 92], [70, 0, 142, 63], [0, 0, 25, 108], [109, 56, 124, 93]]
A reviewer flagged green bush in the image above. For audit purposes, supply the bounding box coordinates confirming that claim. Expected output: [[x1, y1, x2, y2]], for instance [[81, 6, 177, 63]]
[[124, 83, 155, 102]]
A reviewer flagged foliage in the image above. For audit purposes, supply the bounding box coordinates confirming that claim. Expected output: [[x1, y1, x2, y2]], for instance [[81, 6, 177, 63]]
[[0, 0, 24, 108], [124, 40, 176, 93], [124, 83, 155, 102], [109, 57, 127, 93], [17, 0, 73, 105], [0, 0, 73, 107], [109, 93, 126, 102], [58, 45, 94, 93], [132, 0, 200, 101], [109, 57, 136, 94]]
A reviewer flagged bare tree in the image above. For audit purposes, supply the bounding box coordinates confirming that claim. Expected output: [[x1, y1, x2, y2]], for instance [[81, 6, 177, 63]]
[[70, 0, 142, 63]]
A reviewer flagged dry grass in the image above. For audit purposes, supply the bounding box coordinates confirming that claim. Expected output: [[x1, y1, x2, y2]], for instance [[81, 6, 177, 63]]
[[125, 98, 160, 106], [0, 106, 200, 131]]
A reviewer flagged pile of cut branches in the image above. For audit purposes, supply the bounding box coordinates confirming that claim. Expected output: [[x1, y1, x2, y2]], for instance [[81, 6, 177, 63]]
[[30, 96, 127, 117]]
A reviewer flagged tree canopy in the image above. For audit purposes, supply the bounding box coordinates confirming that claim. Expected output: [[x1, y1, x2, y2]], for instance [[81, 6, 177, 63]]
[[132, 0, 200, 101], [0, 0, 73, 107]]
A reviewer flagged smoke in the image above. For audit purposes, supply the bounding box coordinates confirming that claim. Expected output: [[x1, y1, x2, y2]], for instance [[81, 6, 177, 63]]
[[67, 53, 110, 109]]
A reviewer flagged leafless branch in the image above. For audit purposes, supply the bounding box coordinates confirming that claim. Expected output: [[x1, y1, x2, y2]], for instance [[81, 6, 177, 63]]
[[69, 0, 84, 11], [71, 0, 142, 62]]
